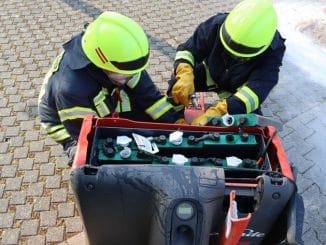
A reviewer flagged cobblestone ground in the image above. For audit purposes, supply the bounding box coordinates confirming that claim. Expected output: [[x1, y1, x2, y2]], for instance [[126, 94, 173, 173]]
[[0, 0, 325, 244]]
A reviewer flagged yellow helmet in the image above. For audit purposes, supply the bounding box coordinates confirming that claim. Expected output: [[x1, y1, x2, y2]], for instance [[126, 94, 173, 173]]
[[220, 0, 277, 58], [82, 12, 149, 74]]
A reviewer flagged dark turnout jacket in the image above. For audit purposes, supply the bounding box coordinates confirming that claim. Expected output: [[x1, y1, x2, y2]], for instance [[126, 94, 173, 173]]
[[38, 33, 181, 151]]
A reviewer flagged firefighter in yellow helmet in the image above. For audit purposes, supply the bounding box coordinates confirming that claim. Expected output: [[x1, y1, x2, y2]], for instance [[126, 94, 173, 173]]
[[167, 0, 286, 125], [38, 12, 183, 165]]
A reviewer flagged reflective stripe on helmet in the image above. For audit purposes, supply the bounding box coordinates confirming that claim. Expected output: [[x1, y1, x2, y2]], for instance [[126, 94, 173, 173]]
[[234, 86, 259, 113], [221, 24, 265, 55], [145, 97, 173, 120]]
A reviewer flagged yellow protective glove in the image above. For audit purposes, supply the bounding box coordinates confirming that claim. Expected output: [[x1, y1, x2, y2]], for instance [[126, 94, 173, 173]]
[[172, 63, 195, 106], [191, 99, 228, 126], [175, 118, 188, 125]]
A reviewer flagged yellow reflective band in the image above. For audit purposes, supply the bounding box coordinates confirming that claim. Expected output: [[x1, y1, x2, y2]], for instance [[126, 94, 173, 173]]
[[115, 101, 121, 112], [119, 90, 131, 112], [93, 90, 106, 105], [49, 127, 71, 142], [96, 103, 111, 117], [234, 86, 259, 113], [93, 89, 110, 117], [40, 122, 51, 131], [46, 124, 64, 134], [102, 87, 108, 95], [40, 122, 63, 132], [126, 73, 141, 89], [93, 88, 107, 105], [175, 51, 195, 66], [59, 107, 98, 122], [40, 122, 71, 142], [146, 97, 173, 120], [203, 62, 218, 88]]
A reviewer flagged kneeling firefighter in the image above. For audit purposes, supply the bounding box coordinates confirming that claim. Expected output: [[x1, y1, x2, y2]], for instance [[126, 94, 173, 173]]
[[38, 12, 183, 165]]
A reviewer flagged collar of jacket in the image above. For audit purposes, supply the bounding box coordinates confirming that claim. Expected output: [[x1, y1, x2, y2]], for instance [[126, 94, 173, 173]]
[[63, 32, 91, 70], [270, 31, 284, 50]]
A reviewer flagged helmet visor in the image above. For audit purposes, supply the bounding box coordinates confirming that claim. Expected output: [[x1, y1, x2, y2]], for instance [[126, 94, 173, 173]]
[[111, 53, 149, 72]]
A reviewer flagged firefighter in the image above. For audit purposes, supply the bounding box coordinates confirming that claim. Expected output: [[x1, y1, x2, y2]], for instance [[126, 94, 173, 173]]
[[168, 0, 286, 125], [38, 12, 183, 165]]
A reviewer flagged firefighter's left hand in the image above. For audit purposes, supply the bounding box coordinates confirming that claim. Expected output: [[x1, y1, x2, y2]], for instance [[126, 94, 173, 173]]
[[191, 100, 228, 126], [172, 63, 195, 106]]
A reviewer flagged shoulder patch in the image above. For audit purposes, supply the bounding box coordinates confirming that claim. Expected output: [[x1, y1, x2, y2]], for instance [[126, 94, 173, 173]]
[[51, 52, 64, 73]]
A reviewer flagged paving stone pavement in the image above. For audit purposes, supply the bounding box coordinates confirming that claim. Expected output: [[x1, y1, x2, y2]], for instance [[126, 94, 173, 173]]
[[0, 0, 325, 244]]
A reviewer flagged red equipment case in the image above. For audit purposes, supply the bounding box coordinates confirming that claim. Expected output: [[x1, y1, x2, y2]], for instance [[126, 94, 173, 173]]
[[70, 115, 304, 245]]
